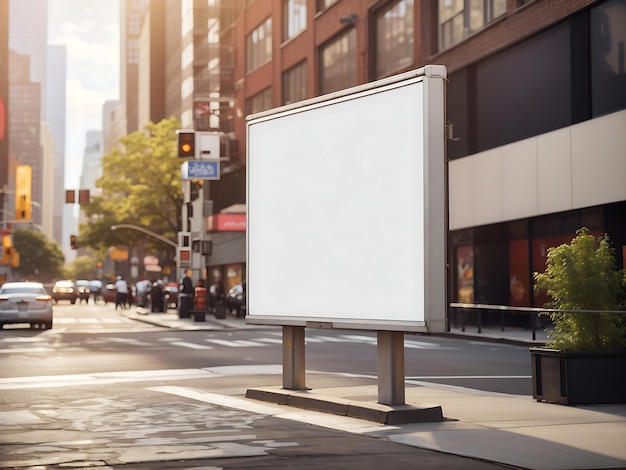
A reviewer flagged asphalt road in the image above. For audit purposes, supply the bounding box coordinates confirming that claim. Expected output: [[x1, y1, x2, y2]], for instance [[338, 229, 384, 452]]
[[1, 301, 534, 395], [0, 303, 596, 469]]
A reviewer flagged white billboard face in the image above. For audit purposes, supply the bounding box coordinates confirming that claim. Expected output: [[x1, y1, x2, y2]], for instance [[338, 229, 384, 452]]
[[247, 66, 447, 332]]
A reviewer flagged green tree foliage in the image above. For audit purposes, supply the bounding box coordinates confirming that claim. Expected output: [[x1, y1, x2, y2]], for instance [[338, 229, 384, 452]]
[[12, 229, 65, 281], [66, 255, 99, 280], [78, 117, 183, 253], [534, 228, 626, 351]]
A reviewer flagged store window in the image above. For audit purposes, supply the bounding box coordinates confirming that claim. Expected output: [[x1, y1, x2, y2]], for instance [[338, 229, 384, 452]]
[[319, 28, 357, 95], [439, 0, 507, 51], [246, 17, 272, 73], [282, 61, 307, 105], [246, 87, 273, 116], [282, 0, 307, 42]]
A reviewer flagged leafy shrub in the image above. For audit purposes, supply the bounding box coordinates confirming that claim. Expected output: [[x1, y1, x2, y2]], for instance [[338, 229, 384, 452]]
[[533, 228, 626, 351]]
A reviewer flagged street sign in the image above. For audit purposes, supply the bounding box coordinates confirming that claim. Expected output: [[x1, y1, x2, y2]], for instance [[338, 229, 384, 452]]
[[181, 160, 220, 180]]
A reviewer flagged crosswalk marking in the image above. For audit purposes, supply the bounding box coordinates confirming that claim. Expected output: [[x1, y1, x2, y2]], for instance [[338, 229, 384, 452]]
[[205, 339, 265, 347], [54, 317, 134, 324], [170, 341, 214, 350], [0, 331, 455, 352]]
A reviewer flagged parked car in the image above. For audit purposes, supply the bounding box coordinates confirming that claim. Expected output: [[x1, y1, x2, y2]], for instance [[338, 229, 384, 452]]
[[51, 280, 78, 304], [101, 284, 117, 304], [75, 280, 91, 303], [225, 283, 246, 317], [0, 281, 53, 329]]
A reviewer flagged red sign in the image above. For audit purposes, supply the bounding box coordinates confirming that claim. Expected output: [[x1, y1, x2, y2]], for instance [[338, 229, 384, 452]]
[[179, 250, 190, 261], [206, 213, 246, 232]]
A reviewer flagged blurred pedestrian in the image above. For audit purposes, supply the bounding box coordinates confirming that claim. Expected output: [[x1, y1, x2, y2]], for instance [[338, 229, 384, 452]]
[[114, 276, 129, 310], [178, 269, 194, 318], [150, 280, 165, 313]]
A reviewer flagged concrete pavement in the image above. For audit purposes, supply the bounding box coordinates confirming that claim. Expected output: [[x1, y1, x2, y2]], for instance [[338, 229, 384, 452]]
[[116, 307, 626, 470]]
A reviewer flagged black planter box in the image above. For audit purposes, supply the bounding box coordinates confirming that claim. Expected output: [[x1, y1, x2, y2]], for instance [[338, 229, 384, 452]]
[[531, 348, 626, 405]]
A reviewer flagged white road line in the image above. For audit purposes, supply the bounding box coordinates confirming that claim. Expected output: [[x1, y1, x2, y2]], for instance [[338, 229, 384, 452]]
[[0, 368, 215, 390], [171, 341, 214, 349], [254, 338, 284, 344], [0, 347, 53, 354], [205, 339, 265, 347]]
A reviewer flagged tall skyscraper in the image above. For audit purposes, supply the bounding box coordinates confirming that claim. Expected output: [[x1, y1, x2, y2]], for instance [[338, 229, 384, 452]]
[[46, 44, 66, 244], [0, 0, 9, 226], [8, 0, 48, 226], [119, 0, 149, 135]]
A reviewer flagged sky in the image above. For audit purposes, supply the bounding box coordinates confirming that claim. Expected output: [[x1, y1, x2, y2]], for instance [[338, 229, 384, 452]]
[[47, 0, 120, 188]]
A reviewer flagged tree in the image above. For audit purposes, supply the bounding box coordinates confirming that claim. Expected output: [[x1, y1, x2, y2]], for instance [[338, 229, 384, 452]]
[[534, 227, 626, 351], [65, 255, 100, 280], [78, 117, 184, 254], [12, 229, 65, 281]]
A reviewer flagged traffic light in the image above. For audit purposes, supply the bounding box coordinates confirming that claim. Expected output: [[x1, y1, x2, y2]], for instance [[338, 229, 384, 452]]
[[0, 234, 11, 264], [70, 235, 77, 250], [177, 129, 196, 158], [78, 189, 90, 204], [15, 165, 32, 220]]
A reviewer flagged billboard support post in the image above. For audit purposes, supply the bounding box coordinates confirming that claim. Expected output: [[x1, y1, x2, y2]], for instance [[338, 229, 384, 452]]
[[377, 331, 405, 405], [282, 326, 306, 390]]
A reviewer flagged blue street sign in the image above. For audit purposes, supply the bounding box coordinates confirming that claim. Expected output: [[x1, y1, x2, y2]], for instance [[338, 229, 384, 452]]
[[181, 160, 220, 180]]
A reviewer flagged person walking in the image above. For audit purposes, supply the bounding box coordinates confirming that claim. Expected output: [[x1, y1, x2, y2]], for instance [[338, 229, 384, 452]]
[[114, 276, 129, 310], [150, 280, 165, 313], [178, 269, 194, 318]]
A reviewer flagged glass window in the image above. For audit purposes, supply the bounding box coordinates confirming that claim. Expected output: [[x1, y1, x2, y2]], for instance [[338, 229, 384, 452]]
[[319, 28, 357, 95], [282, 0, 307, 42], [282, 61, 307, 105], [439, 0, 507, 51], [317, 0, 338, 12], [590, 0, 626, 118], [246, 17, 273, 73], [375, 0, 414, 79], [246, 87, 273, 116]]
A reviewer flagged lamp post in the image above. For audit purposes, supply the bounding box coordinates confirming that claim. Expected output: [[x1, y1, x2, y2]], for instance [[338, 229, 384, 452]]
[[110, 224, 177, 248], [110, 224, 177, 281]]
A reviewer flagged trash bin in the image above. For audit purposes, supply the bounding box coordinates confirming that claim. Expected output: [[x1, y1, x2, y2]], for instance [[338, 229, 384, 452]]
[[179, 295, 193, 319], [192, 309, 206, 322], [214, 302, 226, 319]]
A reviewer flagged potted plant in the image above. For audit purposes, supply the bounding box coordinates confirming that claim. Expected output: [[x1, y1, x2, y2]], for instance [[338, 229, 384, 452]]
[[531, 227, 626, 405]]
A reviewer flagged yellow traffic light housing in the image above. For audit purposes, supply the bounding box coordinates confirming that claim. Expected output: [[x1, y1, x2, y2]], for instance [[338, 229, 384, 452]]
[[177, 129, 196, 158], [15, 165, 32, 220]]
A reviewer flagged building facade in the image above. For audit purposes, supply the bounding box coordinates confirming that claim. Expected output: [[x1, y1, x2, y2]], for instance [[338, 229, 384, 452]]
[[120, 0, 625, 322], [226, 0, 625, 322]]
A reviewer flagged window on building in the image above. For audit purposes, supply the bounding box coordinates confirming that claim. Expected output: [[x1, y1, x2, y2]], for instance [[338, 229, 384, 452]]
[[439, 0, 507, 51], [319, 28, 357, 95], [246, 87, 273, 116], [282, 0, 307, 42], [375, 0, 414, 79], [317, 0, 338, 12], [282, 61, 307, 105], [590, 0, 626, 118], [246, 17, 273, 73]]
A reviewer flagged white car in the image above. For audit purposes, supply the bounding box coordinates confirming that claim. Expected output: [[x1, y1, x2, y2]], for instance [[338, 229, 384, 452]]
[[0, 281, 54, 329]]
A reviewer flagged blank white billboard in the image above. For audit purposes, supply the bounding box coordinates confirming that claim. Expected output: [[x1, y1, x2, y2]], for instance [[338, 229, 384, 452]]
[[246, 66, 447, 332]]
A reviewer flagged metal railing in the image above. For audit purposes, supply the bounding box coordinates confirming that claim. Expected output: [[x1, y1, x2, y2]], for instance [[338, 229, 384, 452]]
[[449, 303, 626, 341]]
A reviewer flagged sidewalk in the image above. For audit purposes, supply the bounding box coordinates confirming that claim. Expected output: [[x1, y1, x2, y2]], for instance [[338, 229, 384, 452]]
[[119, 307, 626, 470], [122, 305, 550, 344]]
